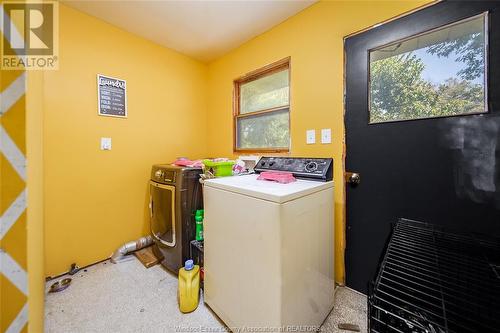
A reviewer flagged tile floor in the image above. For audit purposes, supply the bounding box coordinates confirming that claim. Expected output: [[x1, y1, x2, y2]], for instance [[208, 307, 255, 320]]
[[45, 257, 367, 333]]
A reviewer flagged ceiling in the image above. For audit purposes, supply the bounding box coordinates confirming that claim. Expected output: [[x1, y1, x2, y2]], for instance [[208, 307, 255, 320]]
[[63, 0, 317, 63]]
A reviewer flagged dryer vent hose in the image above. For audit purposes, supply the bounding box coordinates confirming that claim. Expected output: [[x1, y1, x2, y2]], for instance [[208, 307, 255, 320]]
[[110, 235, 153, 264]]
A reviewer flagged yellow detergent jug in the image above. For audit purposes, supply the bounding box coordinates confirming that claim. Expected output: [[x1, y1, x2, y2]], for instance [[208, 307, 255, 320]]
[[178, 259, 200, 313]]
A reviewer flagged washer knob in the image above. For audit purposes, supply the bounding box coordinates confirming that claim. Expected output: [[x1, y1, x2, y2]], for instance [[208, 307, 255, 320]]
[[305, 162, 318, 172], [155, 170, 164, 179]]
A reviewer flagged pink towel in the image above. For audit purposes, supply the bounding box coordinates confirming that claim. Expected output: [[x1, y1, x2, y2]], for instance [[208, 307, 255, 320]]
[[257, 171, 296, 184], [173, 159, 203, 168]]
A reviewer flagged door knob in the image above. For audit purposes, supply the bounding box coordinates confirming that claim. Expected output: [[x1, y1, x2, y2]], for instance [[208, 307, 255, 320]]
[[345, 172, 361, 185]]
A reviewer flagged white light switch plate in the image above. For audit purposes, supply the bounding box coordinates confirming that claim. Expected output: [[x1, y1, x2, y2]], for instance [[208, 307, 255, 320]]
[[321, 128, 331, 144], [101, 137, 112, 150], [306, 130, 316, 144]]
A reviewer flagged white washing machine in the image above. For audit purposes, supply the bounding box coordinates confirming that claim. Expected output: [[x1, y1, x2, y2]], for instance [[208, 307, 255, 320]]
[[203, 157, 335, 331]]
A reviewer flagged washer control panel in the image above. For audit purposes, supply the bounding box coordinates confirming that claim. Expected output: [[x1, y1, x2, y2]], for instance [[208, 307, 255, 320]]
[[254, 157, 333, 181], [151, 165, 177, 184]]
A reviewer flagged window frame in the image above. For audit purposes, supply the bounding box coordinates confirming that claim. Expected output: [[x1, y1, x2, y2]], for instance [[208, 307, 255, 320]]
[[367, 12, 489, 125], [233, 57, 291, 153]]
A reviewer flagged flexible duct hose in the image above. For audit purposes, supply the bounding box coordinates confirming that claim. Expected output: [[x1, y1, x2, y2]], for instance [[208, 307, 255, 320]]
[[110, 235, 153, 263]]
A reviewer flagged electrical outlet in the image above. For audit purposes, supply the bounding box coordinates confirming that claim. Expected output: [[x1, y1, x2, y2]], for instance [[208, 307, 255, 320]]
[[101, 137, 112, 150], [321, 129, 331, 144], [306, 130, 316, 144]]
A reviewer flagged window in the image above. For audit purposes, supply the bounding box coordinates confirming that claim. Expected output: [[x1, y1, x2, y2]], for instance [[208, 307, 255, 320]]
[[234, 58, 290, 152], [369, 13, 487, 124]]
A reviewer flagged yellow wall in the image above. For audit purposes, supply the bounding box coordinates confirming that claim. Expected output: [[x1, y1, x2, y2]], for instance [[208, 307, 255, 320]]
[[43, 4, 208, 276], [206, 0, 429, 284], [27, 71, 45, 332]]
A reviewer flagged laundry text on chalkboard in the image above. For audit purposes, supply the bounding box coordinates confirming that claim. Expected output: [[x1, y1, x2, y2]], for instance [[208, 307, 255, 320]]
[[97, 74, 127, 118], [99, 77, 126, 90]]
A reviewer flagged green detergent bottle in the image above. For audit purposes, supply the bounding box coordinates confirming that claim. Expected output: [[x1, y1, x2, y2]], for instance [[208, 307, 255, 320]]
[[195, 209, 204, 241]]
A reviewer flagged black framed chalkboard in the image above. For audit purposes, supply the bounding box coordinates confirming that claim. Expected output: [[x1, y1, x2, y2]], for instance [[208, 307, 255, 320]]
[[97, 74, 127, 118]]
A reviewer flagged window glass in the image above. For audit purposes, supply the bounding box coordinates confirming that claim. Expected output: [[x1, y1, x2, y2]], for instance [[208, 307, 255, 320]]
[[240, 69, 289, 114], [369, 14, 487, 123], [236, 109, 289, 149]]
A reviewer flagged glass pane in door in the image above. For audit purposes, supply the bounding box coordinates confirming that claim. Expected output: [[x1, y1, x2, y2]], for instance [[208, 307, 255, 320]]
[[369, 13, 487, 123], [150, 183, 175, 246]]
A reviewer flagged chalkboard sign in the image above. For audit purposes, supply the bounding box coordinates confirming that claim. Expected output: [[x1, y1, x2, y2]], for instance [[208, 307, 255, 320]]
[[97, 74, 127, 118]]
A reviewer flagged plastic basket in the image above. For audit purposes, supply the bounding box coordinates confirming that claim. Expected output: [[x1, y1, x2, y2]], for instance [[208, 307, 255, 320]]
[[202, 160, 235, 177]]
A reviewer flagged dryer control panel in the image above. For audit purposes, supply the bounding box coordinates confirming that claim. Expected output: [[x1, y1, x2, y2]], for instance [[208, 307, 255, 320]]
[[254, 157, 333, 182]]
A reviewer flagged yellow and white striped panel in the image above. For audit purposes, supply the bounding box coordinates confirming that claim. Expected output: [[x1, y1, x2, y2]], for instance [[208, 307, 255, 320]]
[[1, 1, 29, 331]]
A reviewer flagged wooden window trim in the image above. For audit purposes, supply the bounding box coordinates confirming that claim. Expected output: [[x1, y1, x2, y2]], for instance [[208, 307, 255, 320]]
[[233, 57, 291, 153]]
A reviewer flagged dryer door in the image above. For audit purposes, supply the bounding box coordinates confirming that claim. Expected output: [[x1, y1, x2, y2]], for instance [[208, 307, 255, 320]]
[[149, 181, 176, 247]]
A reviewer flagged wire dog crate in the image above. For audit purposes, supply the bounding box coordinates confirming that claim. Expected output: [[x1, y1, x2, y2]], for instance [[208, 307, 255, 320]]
[[368, 219, 500, 333]]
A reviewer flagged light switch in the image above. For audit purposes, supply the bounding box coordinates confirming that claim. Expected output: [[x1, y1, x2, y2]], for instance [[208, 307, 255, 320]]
[[101, 137, 112, 150], [306, 130, 316, 144], [321, 129, 331, 144]]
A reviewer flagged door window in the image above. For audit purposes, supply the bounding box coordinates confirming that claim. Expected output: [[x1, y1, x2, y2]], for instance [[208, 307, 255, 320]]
[[369, 13, 487, 123]]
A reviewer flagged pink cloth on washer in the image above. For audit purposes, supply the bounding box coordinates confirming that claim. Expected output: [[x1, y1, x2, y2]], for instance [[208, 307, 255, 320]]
[[173, 159, 203, 168], [257, 171, 296, 184]]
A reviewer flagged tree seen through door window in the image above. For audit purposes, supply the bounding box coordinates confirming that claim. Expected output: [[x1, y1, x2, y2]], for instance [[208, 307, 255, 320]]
[[369, 13, 487, 123]]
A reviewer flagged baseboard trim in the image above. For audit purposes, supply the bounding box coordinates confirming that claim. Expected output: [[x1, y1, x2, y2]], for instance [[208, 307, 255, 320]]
[[45, 257, 110, 282]]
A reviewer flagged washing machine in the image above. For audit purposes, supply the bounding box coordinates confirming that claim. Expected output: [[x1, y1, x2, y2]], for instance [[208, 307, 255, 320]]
[[203, 157, 334, 331], [149, 164, 203, 273]]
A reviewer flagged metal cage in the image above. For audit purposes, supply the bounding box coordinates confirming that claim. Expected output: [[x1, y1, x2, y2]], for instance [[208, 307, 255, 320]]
[[369, 219, 500, 333]]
